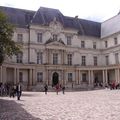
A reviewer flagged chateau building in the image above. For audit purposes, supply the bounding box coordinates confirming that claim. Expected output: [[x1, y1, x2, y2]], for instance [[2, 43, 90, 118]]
[[0, 6, 120, 90]]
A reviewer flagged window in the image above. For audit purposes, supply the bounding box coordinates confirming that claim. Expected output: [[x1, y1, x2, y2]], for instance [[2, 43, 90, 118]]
[[105, 55, 109, 65], [53, 53, 58, 65], [81, 56, 86, 66], [67, 36, 71, 45], [67, 54, 72, 65], [93, 42, 96, 49], [19, 72, 23, 82], [53, 34, 57, 41], [114, 37, 118, 45], [37, 52, 43, 64], [115, 53, 119, 64], [68, 73, 72, 82], [37, 33, 42, 43], [82, 73, 87, 82], [94, 56, 97, 66], [37, 72, 43, 82], [81, 41, 85, 48], [17, 34, 23, 42], [16, 52, 23, 63], [105, 41, 108, 48]]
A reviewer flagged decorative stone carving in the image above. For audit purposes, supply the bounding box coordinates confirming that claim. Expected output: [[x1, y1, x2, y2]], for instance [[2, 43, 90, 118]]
[[49, 17, 62, 34]]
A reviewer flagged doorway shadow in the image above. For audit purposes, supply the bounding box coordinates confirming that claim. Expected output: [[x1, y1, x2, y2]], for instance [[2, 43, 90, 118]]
[[0, 99, 41, 120]]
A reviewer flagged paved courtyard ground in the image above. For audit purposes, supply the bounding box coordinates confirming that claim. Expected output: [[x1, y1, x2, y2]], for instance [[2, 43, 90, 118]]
[[0, 89, 120, 120]]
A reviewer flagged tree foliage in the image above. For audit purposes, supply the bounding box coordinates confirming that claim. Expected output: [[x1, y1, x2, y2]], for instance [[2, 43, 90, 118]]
[[0, 11, 20, 65]]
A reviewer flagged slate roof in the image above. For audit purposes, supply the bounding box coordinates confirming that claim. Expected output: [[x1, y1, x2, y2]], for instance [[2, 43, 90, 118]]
[[0, 6, 101, 37]]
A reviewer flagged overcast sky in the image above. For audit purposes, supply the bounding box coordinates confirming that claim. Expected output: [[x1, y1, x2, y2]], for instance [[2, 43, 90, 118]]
[[1, 0, 120, 22]]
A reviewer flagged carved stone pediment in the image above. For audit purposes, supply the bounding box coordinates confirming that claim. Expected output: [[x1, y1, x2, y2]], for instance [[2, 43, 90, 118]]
[[45, 38, 65, 46]]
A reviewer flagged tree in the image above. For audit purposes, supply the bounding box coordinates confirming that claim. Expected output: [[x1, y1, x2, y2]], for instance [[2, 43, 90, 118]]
[[0, 11, 20, 65]]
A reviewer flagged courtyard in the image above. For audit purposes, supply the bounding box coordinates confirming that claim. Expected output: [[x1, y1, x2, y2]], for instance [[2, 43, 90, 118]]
[[0, 89, 120, 120]]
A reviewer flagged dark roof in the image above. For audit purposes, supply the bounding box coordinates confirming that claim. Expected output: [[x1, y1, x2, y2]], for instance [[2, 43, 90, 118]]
[[0, 6, 35, 28], [0, 6, 101, 37]]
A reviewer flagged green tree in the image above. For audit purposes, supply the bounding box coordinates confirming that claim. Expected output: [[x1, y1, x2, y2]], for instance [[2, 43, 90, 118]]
[[0, 11, 20, 65]]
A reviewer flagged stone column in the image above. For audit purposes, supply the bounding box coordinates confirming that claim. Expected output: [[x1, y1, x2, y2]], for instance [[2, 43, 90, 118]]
[[29, 69, 33, 85], [102, 70, 105, 87], [118, 69, 120, 83], [14, 68, 17, 85], [105, 69, 108, 85], [32, 69, 36, 85], [115, 69, 118, 84], [88, 70, 91, 85], [91, 70, 94, 86], [0, 66, 2, 83], [16, 68, 19, 84], [79, 70, 81, 84]]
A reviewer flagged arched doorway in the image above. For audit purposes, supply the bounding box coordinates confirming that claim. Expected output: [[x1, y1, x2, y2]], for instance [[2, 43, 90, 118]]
[[52, 72, 59, 87]]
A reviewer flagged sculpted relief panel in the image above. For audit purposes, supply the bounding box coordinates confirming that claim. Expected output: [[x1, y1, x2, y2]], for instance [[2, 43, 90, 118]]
[[49, 17, 63, 34]]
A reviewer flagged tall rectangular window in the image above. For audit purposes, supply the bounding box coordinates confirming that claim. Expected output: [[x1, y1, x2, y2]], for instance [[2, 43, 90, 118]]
[[105, 41, 108, 48], [16, 52, 23, 63], [53, 34, 57, 41], [19, 72, 23, 82], [105, 55, 109, 65], [53, 53, 58, 65], [67, 54, 72, 65], [93, 42, 96, 49], [37, 33, 42, 43], [82, 73, 87, 82], [67, 36, 71, 45], [82, 56, 86, 66], [17, 34, 23, 42], [68, 73, 72, 82], [37, 72, 43, 82], [94, 56, 97, 66], [81, 41, 85, 48], [37, 52, 43, 64], [115, 53, 119, 64], [114, 37, 118, 45]]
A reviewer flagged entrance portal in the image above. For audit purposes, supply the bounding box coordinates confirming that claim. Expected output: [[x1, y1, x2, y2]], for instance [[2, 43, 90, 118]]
[[52, 72, 59, 86]]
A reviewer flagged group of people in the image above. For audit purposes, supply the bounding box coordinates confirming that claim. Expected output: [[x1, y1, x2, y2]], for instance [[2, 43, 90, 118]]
[[109, 82, 120, 90], [0, 82, 22, 100], [44, 84, 65, 95]]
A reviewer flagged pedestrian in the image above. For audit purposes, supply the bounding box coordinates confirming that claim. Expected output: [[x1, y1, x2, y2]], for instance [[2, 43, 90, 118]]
[[62, 86, 65, 94], [44, 84, 48, 94], [56, 84, 59, 95], [16, 83, 22, 100]]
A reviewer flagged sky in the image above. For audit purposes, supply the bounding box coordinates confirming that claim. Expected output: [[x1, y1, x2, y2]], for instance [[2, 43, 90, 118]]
[[1, 0, 120, 22]]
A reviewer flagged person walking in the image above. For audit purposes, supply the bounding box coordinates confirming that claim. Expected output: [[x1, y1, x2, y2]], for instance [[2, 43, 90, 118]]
[[62, 86, 65, 94], [56, 84, 59, 95], [44, 84, 48, 94], [16, 83, 22, 100]]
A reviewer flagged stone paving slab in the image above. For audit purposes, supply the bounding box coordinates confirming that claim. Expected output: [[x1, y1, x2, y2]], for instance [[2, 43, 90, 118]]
[[0, 89, 120, 120]]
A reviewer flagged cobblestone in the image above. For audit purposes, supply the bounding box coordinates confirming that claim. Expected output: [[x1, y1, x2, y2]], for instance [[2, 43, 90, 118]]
[[1, 89, 120, 120]]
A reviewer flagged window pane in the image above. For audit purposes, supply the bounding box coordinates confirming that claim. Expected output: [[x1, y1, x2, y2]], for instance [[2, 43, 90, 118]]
[[82, 56, 86, 66], [19, 72, 23, 82], [68, 73, 72, 82], [67, 54, 72, 65], [81, 41, 85, 48], [94, 56, 97, 66], [53, 53, 58, 64], [16, 52, 23, 63], [37, 72, 43, 82], [37, 33, 42, 43], [37, 52, 43, 64], [17, 34, 23, 42], [67, 36, 71, 45]]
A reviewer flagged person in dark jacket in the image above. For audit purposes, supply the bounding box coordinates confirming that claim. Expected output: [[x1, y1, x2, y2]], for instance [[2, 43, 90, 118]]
[[16, 83, 22, 100], [62, 86, 65, 94], [44, 84, 48, 94]]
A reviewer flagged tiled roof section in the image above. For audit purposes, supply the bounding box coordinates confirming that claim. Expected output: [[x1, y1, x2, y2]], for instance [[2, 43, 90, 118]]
[[0, 6, 35, 28], [32, 7, 64, 25], [0, 6, 101, 37]]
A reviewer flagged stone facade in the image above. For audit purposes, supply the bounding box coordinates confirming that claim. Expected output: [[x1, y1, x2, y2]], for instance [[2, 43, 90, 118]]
[[0, 6, 120, 90]]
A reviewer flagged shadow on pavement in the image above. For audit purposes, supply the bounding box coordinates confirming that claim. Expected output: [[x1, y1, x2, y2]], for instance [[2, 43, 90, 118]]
[[0, 99, 41, 120]]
